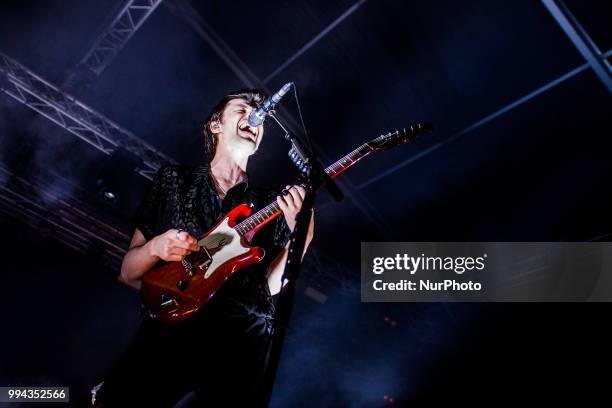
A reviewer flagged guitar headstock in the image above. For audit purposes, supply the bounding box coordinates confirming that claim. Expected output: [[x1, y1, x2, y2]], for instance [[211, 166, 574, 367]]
[[368, 123, 433, 152]]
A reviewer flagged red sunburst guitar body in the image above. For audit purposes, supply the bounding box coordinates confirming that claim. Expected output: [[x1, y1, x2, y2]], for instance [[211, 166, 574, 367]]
[[140, 124, 432, 323], [141, 204, 266, 324]]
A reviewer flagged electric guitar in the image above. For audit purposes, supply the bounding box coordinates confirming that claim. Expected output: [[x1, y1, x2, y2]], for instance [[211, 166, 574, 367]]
[[141, 123, 432, 323]]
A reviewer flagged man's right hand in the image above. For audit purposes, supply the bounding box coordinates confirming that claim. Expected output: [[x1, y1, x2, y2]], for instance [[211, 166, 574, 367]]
[[149, 229, 199, 262]]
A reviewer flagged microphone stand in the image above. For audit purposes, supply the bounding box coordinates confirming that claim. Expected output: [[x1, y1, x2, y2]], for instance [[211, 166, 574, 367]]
[[258, 112, 342, 406]]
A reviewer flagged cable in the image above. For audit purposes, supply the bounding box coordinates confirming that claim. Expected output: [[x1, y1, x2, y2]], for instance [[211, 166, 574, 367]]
[[291, 83, 316, 161]]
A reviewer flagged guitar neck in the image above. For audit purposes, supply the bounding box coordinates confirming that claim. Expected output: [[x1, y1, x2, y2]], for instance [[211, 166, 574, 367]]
[[324, 142, 374, 179], [234, 143, 375, 236]]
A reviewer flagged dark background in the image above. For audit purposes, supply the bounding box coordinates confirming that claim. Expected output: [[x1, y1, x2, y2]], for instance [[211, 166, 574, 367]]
[[0, 0, 611, 406]]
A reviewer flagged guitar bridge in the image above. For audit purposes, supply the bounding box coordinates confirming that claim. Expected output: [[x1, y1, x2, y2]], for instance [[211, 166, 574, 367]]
[[195, 246, 212, 271]]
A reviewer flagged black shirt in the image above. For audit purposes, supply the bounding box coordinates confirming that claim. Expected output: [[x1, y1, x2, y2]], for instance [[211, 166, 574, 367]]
[[96, 166, 290, 407], [132, 164, 291, 319]]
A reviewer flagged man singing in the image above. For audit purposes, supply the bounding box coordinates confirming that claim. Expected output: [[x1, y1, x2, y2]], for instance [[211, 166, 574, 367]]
[[94, 89, 314, 407]]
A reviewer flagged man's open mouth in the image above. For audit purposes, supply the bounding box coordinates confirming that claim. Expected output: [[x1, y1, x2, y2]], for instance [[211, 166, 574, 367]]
[[238, 123, 257, 141]]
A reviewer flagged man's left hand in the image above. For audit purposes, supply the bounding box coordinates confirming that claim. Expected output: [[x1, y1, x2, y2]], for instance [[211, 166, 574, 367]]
[[277, 185, 315, 240]]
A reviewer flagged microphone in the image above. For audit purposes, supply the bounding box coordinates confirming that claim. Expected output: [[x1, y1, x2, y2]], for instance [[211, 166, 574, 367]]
[[247, 82, 292, 127]]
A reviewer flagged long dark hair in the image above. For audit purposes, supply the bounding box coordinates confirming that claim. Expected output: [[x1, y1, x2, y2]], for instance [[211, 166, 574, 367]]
[[203, 89, 266, 161]]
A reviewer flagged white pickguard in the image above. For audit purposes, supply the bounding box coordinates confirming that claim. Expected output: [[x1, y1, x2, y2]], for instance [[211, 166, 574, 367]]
[[198, 217, 248, 279]]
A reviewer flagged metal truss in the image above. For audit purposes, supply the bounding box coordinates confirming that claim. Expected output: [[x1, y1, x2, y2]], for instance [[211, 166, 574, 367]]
[[0, 165, 130, 272], [541, 0, 612, 94], [357, 42, 612, 189], [263, 0, 368, 84], [164, 0, 260, 88], [356, 62, 591, 189], [0, 51, 176, 180], [64, 0, 163, 89]]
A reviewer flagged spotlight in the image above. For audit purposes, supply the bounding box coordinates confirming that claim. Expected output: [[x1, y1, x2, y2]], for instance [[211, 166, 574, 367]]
[[383, 316, 397, 327], [102, 189, 116, 200], [96, 178, 118, 202]]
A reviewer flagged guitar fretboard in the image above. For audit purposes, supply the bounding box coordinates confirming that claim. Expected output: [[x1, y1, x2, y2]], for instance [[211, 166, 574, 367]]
[[234, 143, 375, 236]]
